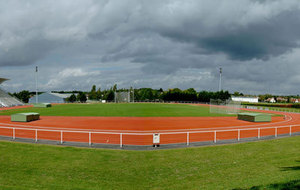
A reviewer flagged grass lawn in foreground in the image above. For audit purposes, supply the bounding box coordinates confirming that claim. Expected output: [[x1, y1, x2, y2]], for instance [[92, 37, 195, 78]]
[[0, 103, 236, 117], [0, 137, 299, 189]]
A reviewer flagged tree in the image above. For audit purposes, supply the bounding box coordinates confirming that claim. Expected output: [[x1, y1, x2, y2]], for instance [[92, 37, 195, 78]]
[[68, 94, 77, 103], [13, 90, 31, 103], [198, 90, 230, 102], [217, 90, 230, 100], [183, 88, 197, 101], [77, 92, 87, 103], [96, 88, 102, 100], [103, 90, 114, 101], [233, 91, 243, 96], [89, 85, 97, 100], [139, 88, 154, 100], [198, 91, 211, 102], [113, 84, 117, 92], [161, 88, 183, 101], [259, 94, 273, 102]]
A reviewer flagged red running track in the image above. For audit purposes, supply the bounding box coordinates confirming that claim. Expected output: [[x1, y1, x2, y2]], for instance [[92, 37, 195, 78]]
[[0, 106, 299, 145]]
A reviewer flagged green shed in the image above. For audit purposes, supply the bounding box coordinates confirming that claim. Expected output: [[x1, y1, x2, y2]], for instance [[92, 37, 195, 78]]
[[238, 113, 271, 122], [11, 112, 40, 122], [33, 103, 52, 108]]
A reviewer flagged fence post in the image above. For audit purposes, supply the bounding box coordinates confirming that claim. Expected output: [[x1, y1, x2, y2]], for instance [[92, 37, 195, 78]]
[[13, 128, 15, 140], [35, 129, 38, 143], [89, 132, 91, 146], [120, 133, 123, 148], [187, 132, 189, 146], [275, 127, 277, 137], [214, 131, 217, 143], [290, 126, 292, 136], [258, 128, 260, 139], [60, 131, 63, 144], [238, 129, 240, 141]]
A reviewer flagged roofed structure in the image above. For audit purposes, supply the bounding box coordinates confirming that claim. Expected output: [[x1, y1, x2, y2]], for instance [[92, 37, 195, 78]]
[[0, 78, 9, 84], [29, 92, 75, 103], [0, 78, 24, 107]]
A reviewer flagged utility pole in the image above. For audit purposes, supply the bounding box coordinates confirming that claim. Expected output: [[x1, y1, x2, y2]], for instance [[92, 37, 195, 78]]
[[35, 66, 38, 103], [219, 67, 222, 91]]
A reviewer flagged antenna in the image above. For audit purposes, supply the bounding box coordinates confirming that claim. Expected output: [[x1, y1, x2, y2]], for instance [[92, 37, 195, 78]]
[[219, 67, 222, 91]]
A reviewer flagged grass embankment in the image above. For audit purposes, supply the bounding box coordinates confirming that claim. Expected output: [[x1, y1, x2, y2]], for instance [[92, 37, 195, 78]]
[[0, 137, 299, 189], [0, 103, 234, 117], [243, 102, 300, 113]]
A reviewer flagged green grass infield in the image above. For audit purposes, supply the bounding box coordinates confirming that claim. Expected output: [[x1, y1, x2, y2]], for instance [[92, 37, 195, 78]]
[[0, 103, 237, 117], [0, 136, 299, 189]]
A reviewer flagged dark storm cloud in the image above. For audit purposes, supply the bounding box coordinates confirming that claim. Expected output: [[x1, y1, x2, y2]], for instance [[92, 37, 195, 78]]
[[82, 0, 300, 72], [1, 0, 300, 95], [0, 38, 60, 66], [199, 10, 300, 60], [152, 4, 300, 61]]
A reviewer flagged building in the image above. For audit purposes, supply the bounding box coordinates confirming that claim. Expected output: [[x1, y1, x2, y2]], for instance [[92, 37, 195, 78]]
[[29, 92, 74, 104], [231, 96, 259, 103], [290, 98, 300, 103], [276, 97, 288, 103], [266, 97, 276, 103], [0, 78, 24, 107]]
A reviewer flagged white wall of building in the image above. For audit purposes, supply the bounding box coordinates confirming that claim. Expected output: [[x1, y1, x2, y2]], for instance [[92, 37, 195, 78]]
[[231, 96, 259, 103]]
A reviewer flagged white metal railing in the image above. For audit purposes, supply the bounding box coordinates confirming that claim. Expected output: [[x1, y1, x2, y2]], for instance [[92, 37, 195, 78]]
[[0, 124, 299, 147]]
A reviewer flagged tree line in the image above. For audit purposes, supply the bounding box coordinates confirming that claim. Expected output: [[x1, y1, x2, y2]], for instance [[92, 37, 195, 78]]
[[84, 85, 231, 102], [10, 86, 300, 104], [9, 85, 231, 103]]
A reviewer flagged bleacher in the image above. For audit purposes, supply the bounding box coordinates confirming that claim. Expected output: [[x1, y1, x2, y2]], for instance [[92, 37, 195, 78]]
[[0, 88, 24, 107]]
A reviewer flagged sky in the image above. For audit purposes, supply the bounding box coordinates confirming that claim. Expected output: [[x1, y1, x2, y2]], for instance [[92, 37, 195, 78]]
[[1, 0, 300, 95]]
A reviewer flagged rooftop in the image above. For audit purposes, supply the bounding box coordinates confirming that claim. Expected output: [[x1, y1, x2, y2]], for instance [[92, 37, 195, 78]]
[[0, 78, 9, 85]]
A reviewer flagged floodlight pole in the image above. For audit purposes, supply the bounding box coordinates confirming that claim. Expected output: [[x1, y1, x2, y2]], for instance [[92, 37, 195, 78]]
[[218, 67, 222, 91], [132, 88, 134, 103], [130, 86, 134, 103], [35, 66, 38, 103], [128, 90, 130, 103]]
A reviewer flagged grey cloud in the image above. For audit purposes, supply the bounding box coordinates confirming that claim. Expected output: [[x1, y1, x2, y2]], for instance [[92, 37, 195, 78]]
[[1, 0, 300, 95], [0, 38, 60, 66], [157, 7, 300, 61], [199, 10, 300, 60]]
